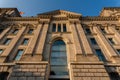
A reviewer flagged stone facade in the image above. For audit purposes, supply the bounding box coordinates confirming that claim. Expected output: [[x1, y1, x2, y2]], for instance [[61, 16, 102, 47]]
[[0, 7, 120, 80]]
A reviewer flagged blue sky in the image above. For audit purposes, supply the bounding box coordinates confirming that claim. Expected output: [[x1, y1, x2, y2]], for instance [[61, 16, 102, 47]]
[[0, 0, 119, 16]]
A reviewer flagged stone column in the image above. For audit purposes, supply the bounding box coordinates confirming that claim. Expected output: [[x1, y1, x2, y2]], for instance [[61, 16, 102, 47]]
[[35, 23, 49, 60], [76, 23, 93, 55], [71, 23, 83, 56], [0, 25, 26, 62], [93, 24, 117, 61]]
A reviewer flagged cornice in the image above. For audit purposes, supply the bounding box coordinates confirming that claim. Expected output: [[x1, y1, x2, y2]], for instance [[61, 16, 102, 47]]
[[3, 17, 39, 21], [81, 16, 118, 21]]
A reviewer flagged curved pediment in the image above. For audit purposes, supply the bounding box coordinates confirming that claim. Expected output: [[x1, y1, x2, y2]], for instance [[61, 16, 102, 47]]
[[38, 10, 81, 18]]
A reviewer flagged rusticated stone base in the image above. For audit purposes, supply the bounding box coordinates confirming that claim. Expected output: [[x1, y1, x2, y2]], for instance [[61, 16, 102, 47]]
[[70, 62, 110, 80], [9, 61, 49, 80]]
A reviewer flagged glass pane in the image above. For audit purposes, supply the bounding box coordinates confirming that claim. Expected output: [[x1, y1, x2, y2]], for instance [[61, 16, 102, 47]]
[[28, 29, 33, 34], [58, 24, 61, 32], [108, 38, 115, 44], [4, 39, 11, 45], [85, 28, 91, 34], [51, 52, 66, 57], [0, 29, 4, 34], [52, 24, 56, 32], [0, 49, 3, 54], [90, 38, 97, 45], [13, 29, 18, 34], [51, 58, 67, 65], [63, 24, 67, 32], [50, 40, 68, 76], [52, 45, 66, 51], [15, 50, 24, 60], [51, 66, 68, 75], [22, 38, 29, 45], [95, 49, 106, 61]]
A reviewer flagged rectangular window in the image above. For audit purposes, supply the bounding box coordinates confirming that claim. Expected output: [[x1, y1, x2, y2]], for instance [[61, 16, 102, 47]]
[[108, 38, 115, 44], [15, 49, 24, 60], [12, 29, 18, 34], [0, 49, 3, 54], [85, 28, 91, 34], [95, 49, 106, 61], [117, 49, 120, 54], [101, 28, 106, 34], [3, 38, 11, 45], [63, 24, 67, 32], [58, 24, 61, 32], [52, 24, 56, 32], [90, 38, 97, 45], [28, 29, 33, 34], [0, 29, 4, 34], [22, 38, 29, 45]]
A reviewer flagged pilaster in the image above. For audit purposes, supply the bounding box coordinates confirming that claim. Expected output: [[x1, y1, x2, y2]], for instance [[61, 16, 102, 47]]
[[93, 24, 117, 62]]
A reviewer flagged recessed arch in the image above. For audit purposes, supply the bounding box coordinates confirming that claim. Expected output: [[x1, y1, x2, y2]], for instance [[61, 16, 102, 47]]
[[49, 39, 69, 79]]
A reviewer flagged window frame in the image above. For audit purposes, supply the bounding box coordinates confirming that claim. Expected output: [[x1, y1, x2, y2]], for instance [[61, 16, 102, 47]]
[[14, 49, 24, 60], [95, 49, 106, 61], [3, 38, 12, 45], [50, 40, 69, 79], [22, 38, 29, 45]]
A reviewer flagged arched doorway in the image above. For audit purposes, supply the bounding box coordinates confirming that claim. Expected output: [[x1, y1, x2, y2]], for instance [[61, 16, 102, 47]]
[[50, 40, 69, 80]]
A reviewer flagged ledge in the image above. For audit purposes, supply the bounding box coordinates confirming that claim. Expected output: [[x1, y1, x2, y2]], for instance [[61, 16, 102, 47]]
[[70, 62, 104, 65], [14, 61, 49, 64]]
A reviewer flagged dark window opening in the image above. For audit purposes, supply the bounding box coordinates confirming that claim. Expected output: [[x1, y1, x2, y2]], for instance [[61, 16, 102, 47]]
[[52, 24, 56, 32], [12, 29, 18, 34], [0, 29, 4, 34], [85, 28, 91, 34], [22, 38, 29, 45], [50, 40, 69, 79], [63, 24, 67, 32], [109, 72, 120, 80], [101, 28, 106, 34], [108, 38, 115, 45], [0, 49, 3, 54], [90, 38, 97, 45], [0, 72, 9, 80], [28, 29, 33, 34], [58, 24, 61, 32], [15, 49, 24, 60], [117, 49, 120, 54], [95, 49, 106, 61], [3, 38, 11, 45]]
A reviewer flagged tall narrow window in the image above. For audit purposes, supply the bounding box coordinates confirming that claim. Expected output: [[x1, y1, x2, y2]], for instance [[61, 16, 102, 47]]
[[90, 38, 97, 45], [85, 28, 91, 34], [0, 72, 9, 80], [15, 49, 24, 60], [0, 49, 3, 54], [28, 29, 33, 34], [58, 24, 61, 32], [0, 29, 4, 34], [116, 49, 120, 54], [52, 23, 56, 32], [22, 38, 29, 45], [109, 72, 120, 80], [12, 29, 18, 34], [95, 49, 106, 61], [50, 40, 68, 79], [108, 38, 115, 44], [63, 24, 67, 32], [101, 28, 106, 34], [3, 38, 11, 45]]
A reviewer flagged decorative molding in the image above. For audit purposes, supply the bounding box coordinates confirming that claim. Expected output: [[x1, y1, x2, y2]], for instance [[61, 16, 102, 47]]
[[82, 16, 118, 21]]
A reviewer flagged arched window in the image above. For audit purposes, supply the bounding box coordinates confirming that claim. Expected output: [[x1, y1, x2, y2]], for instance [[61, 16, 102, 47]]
[[50, 40, 69, 78]]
